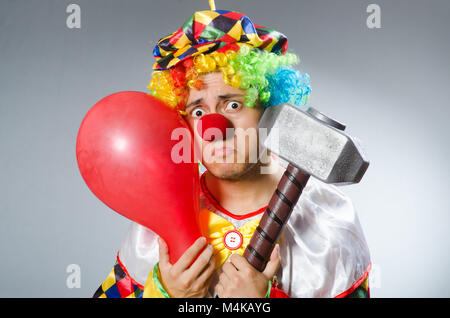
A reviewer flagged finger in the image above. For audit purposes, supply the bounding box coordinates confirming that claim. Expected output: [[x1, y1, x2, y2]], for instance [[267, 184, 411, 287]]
[[221, 260, 238, 278], [187, 243, 214, 277], [217, 271, 230, 286], [229, 253, 250, 271], [158, 237, 171, 270], [173, 237, 207, 273], [263, 244, 281, 279], [196, 257, 216, 286], [215, 283, 224, 298]]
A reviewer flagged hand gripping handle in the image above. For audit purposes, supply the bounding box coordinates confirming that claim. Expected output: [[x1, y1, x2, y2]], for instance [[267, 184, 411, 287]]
[[243, 164, 310, 272]]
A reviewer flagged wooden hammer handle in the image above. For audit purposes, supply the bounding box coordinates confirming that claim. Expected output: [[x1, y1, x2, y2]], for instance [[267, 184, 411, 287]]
[[243, 164, 310, 272]]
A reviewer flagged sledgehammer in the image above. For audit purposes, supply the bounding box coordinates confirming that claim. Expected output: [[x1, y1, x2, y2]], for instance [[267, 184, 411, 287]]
[[243, 104, 370, 272]]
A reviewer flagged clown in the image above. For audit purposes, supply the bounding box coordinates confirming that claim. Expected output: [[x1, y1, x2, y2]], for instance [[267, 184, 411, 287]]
[[94, 1, 371, 298]]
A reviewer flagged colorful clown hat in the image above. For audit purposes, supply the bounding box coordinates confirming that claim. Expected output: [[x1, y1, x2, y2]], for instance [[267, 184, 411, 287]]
[[152, 1, 288, 70]]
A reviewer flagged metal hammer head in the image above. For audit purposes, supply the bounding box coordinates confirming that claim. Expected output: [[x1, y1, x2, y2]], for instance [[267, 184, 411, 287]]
[[258, 103, 369, 185]]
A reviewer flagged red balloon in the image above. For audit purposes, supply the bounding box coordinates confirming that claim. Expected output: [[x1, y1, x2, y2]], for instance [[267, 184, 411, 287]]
[[76, 91, 201, 264]]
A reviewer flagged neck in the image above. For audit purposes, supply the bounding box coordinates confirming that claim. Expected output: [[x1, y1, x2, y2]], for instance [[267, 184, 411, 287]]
[[204, 160, 284, 215]]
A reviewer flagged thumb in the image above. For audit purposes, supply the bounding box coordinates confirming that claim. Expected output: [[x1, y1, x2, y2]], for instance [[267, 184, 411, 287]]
[[263, 244, 280, 279], [158, 237, 171, 270]]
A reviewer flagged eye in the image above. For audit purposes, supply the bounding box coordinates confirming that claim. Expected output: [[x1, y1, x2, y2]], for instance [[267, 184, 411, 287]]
[[225, 101, 242, 112], [191, 107, 206, 118]]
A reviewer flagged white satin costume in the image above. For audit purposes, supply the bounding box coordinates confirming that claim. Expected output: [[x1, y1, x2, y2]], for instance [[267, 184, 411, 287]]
[[98, 162, 371, 298]]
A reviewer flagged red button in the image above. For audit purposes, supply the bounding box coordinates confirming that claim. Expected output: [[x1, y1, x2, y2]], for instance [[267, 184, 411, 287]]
[[223, 230, 243, 250]]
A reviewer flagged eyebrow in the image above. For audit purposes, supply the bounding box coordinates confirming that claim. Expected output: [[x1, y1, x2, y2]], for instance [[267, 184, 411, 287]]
[[185, 93, 244, 110]]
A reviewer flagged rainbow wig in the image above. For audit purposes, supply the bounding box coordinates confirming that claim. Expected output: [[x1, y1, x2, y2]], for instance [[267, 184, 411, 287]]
[[147, 44, 311, 113]]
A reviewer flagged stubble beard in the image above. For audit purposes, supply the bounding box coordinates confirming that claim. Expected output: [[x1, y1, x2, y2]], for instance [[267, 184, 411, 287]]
[[204, 158, 263, 181]]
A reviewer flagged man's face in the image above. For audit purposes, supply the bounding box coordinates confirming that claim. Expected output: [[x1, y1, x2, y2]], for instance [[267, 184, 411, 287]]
[[184, 71, 265, 180]]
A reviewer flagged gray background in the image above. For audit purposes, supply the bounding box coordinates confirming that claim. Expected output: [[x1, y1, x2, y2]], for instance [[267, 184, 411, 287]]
[[0, 0, 449, 297]]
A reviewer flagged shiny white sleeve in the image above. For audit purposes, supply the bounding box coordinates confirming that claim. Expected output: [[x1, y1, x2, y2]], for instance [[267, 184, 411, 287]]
[[277, 177, 371, 298], [118, 222, 160, 287]]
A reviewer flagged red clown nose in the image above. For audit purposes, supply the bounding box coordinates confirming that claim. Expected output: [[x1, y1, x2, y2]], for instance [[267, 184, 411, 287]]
[[197, 114, 232, 141]]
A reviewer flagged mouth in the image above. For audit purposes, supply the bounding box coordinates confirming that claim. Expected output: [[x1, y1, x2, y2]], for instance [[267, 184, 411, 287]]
[[212, 146, 235, 157]]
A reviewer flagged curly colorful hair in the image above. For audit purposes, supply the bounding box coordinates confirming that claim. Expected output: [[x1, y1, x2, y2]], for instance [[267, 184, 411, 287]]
[[147, 44, 311, 113]]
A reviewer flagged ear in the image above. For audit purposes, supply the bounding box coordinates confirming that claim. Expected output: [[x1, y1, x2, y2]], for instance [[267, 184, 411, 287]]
[[255, 99, 265, 117]]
